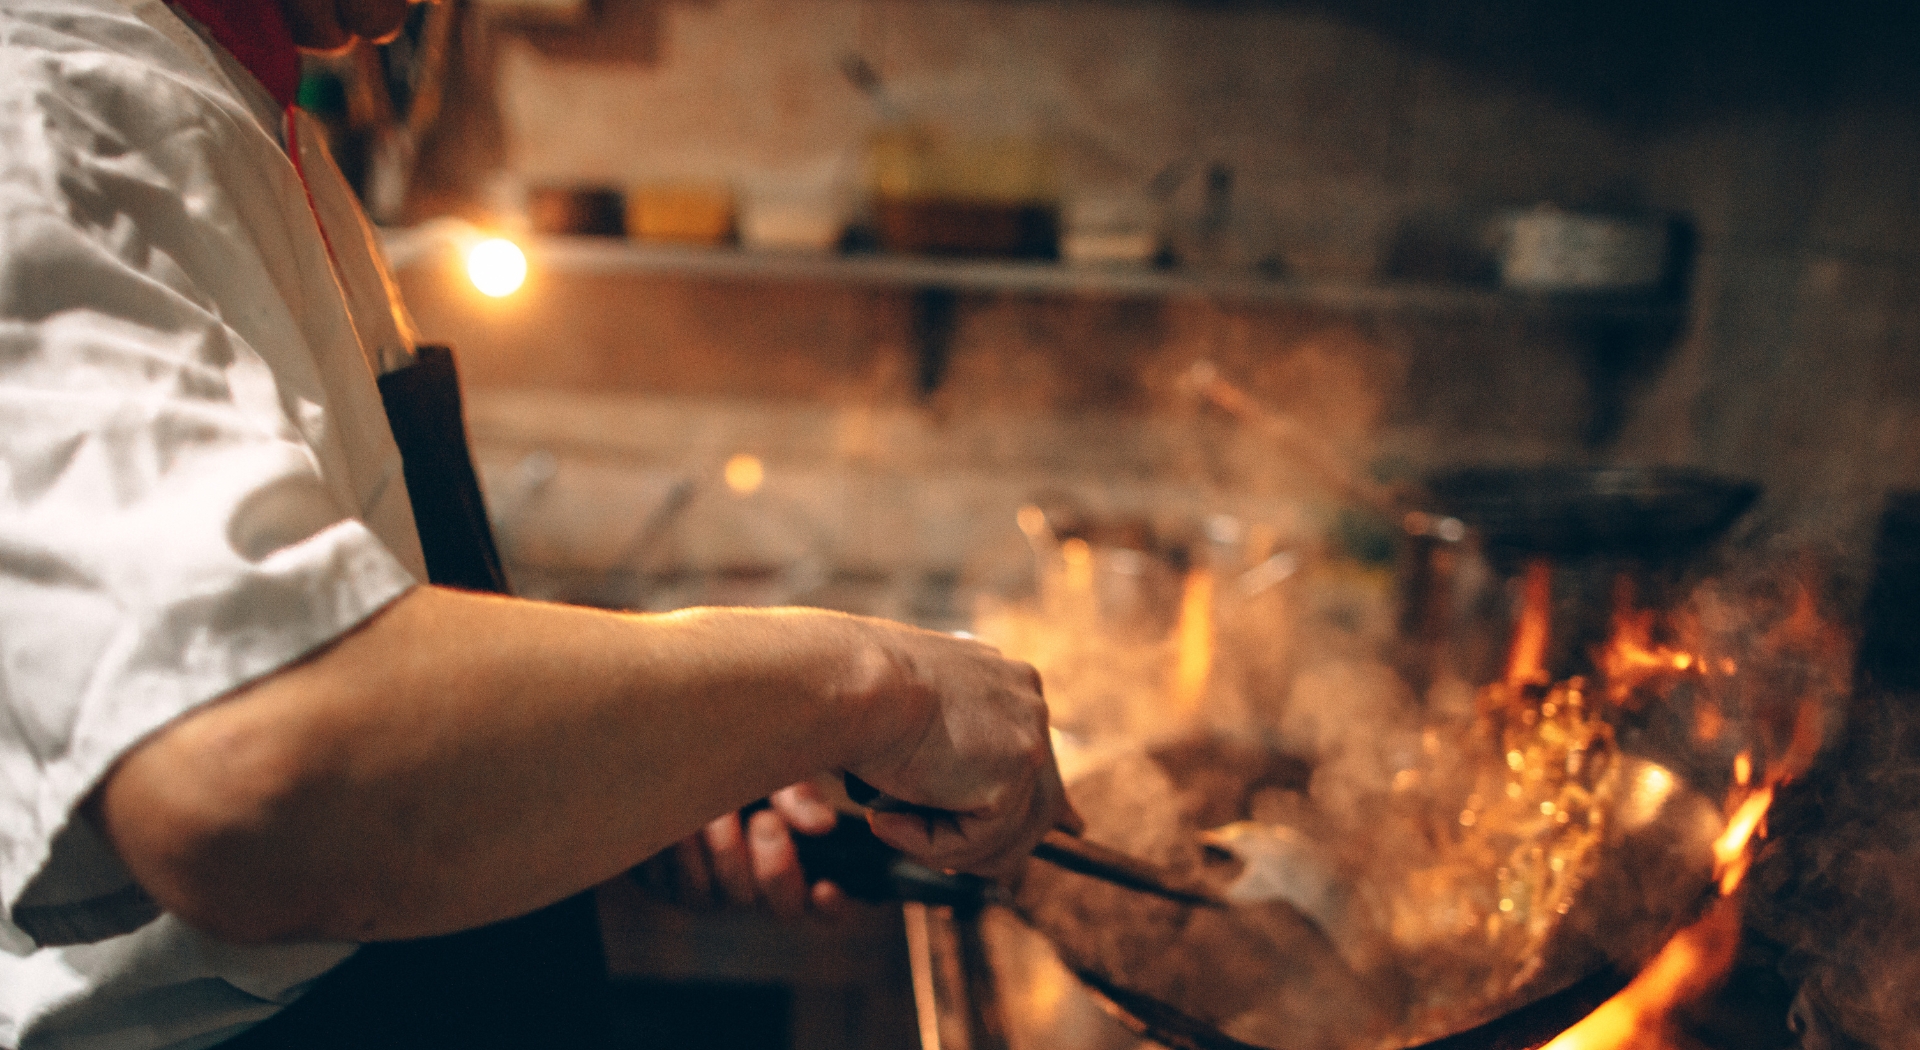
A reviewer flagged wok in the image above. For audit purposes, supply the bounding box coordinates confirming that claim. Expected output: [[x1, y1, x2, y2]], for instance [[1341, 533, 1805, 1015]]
[[804, 739, 1726, 1050], [1004, 740, 1726, 1050]]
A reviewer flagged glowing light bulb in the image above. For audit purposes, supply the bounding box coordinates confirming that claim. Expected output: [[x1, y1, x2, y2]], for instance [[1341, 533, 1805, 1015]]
[[724, 453, 764, 495], [467, 238, 527, 297]]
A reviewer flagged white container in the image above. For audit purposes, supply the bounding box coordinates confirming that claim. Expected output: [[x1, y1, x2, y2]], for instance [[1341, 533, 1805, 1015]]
[[1497, 206, 1669, 291], [737, 164, 853, 254], [738, 200, 845, 253]]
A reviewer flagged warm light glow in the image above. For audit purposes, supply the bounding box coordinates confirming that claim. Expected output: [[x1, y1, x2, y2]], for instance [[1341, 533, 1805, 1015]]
[[1638, 763, 1674, 799], [1621, 763, 1676, 830], [466, 237, 527, 297], [1172, 569, 1215, 711], [1734, 752, 1752, 787], [1505, 559, 1554, 685], [1713, 786, 1773, 895], [723, 453, 764, 494]]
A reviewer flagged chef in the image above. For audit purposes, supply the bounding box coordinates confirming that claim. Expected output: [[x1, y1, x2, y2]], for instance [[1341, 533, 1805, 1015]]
[[0, 0, 1075, 1046]]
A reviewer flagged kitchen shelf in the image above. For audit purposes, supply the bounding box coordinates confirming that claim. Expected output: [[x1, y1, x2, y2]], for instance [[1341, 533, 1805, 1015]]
[[526, 236, 1686, 324]]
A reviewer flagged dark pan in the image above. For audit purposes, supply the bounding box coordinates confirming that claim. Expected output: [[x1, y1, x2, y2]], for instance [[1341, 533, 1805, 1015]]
[[1073, 965, 1630, 1050], [1424, 466, 1760, 558]]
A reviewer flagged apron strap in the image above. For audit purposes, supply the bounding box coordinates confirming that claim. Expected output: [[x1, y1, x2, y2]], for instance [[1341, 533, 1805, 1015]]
[[377, 345, 511, 593]]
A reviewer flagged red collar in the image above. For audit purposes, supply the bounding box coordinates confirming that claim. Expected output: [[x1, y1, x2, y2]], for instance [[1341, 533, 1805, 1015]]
[[168, 0, 300, 109]]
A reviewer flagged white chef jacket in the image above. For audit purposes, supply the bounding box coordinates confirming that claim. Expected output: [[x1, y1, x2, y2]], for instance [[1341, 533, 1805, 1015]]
[[0, 0, 432, 1044]]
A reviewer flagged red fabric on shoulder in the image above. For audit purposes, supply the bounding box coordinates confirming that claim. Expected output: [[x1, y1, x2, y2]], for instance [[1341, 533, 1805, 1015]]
[[168, 0, 300, 108]]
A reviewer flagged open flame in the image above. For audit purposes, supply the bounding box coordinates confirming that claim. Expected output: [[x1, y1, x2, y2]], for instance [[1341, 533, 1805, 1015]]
[[1599, 606, 1700, 706], [1520, 572, 1835, 1044], [1713, 784, 1773, 896], [1279, 559, 1821, 1048], [1172, 567, 1215, 713], [1541, 770, 1781, 1050], [1542, 893, 1745, 1050], [1504, 559, 1554, 687], [1298, 561, 1839, 1047]]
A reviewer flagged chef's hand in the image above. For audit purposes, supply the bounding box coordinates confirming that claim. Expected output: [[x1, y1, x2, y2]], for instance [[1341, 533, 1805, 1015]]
[[634, 782, 848, 920], [844, 625, 1082, 880]]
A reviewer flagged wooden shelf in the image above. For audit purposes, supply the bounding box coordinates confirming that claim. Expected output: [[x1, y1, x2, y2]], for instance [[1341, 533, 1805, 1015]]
[[523, 236, 1686, 324]]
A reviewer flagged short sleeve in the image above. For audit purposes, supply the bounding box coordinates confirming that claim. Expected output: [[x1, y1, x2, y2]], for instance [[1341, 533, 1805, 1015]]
[[0, 29, 419, 947]]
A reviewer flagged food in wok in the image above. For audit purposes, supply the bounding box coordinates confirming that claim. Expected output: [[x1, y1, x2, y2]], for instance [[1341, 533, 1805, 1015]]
[[1010, 710, 1723, 1050]]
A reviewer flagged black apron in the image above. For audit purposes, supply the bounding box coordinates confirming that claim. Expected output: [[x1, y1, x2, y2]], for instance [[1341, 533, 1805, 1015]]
[[217, 346, 612, 1049]]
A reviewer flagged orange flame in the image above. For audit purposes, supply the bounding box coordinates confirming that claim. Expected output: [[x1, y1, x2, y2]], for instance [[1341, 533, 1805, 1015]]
[[1572, 577, 1839, 1042], [1506, 559, 1554, 686], [1713, 786, 1774, 896], [1599, 606, 1699, 706], [1546, 762, 1779, 1049], [1172, 568, 1214, 712], [1543, 737, 1790, 1050], [1499, 570, 1841, 1050], [1541, 893, 1744, 1050], [1542, 778, 1775, 1050]]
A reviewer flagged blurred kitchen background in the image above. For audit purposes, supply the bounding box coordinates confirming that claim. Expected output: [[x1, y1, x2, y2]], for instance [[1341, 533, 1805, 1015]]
[[305, 0, 1919, 1046]]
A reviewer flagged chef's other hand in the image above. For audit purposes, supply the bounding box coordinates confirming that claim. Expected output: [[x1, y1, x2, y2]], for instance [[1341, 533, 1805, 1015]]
[[635, 783, 848, 920], [845, 624, 1081, 880]]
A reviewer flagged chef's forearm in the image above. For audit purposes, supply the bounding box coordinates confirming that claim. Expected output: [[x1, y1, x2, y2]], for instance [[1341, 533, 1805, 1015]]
[[90, 587, 922, 944]]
